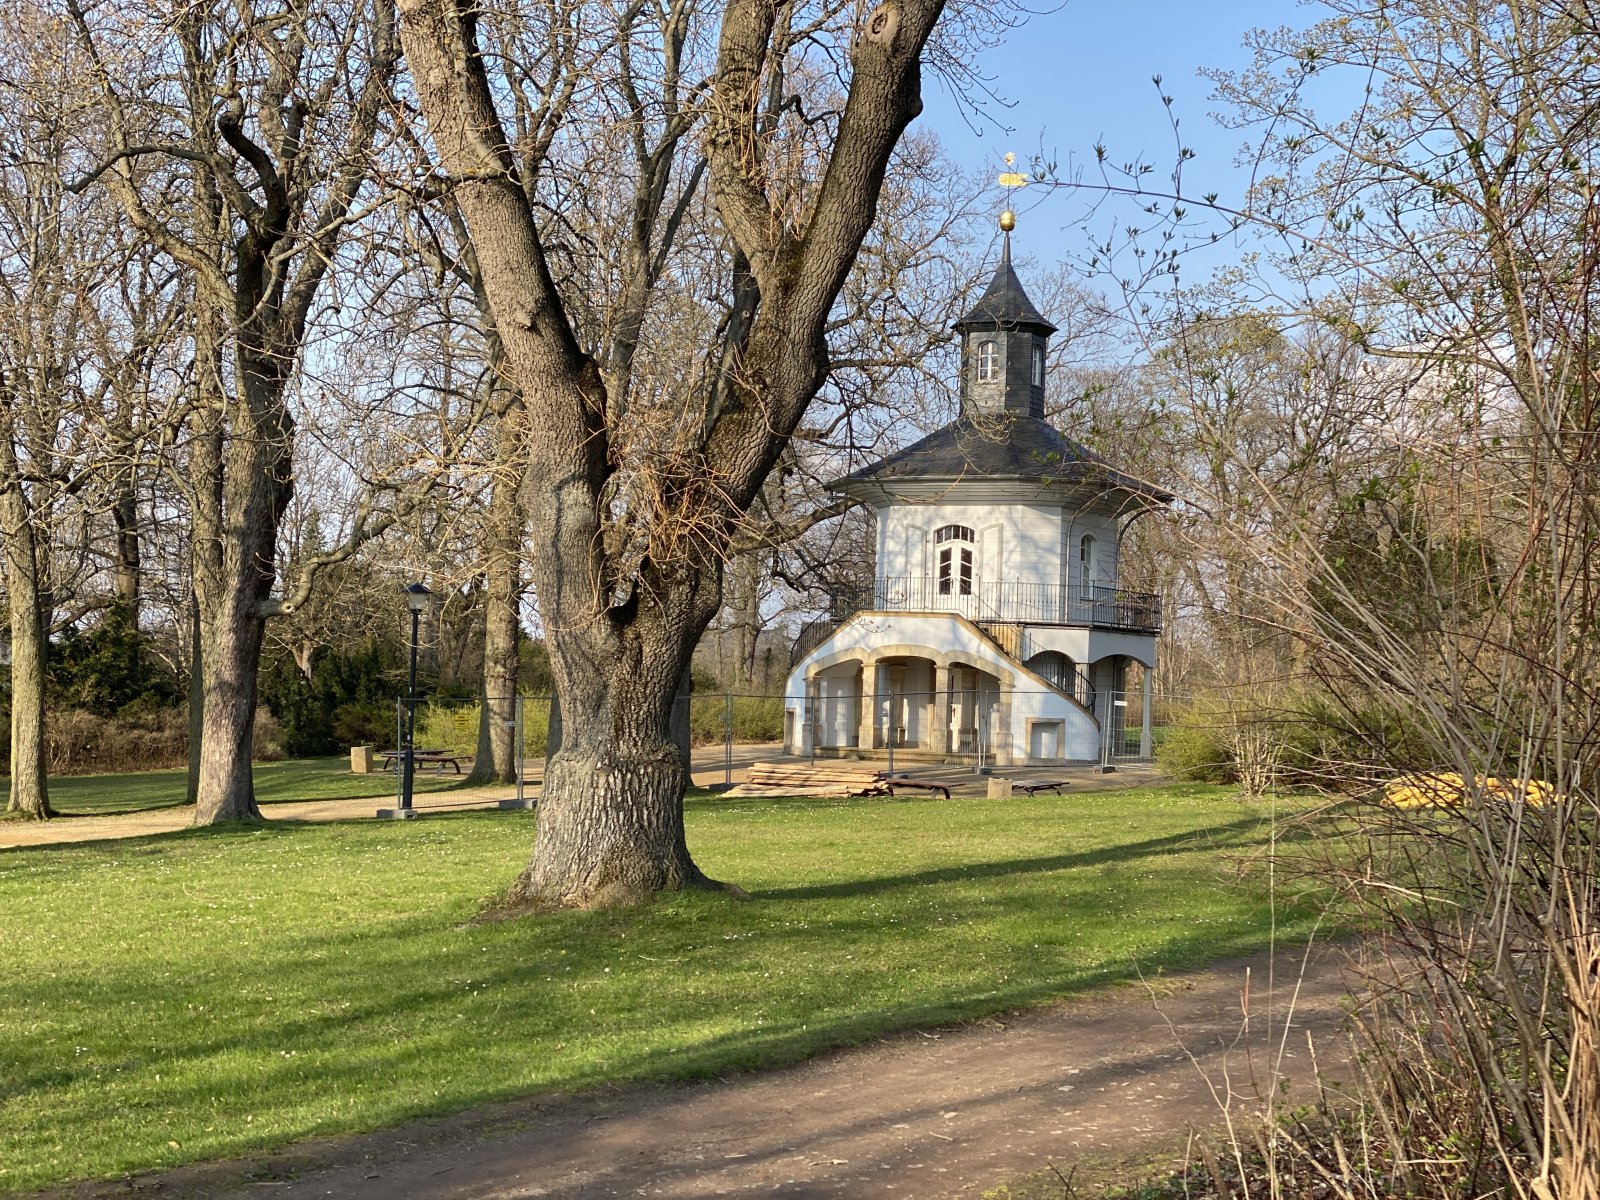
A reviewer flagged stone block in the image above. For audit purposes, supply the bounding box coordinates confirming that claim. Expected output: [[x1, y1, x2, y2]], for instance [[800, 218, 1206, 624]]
[[986, 776, 1014, 799], [350, 745, 374, 774]]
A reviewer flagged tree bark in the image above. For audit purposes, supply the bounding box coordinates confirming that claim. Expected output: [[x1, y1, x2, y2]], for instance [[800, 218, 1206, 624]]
[[186, 589, 203, 807], [193, 594, 270, 823], [190, 359, 292, 824], [0, 442, 51, 819], [67, 0, 398, 826], [468, 458, 522, 785], [507, 631, 713, 909], [398, 0, 942, 908], [110, 466, 141, 623]]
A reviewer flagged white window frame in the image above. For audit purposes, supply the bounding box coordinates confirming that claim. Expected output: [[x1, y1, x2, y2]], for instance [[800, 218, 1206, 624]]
[[935, 525, 976, 596], [976, 340, 998, 382], [1079, 534, 1098, 588]]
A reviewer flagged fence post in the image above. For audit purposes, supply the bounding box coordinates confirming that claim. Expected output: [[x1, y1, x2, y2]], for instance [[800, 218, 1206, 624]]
[[496, 694, 537, 810], [723, 693, 733, 788], [376, 696, 409, 818], [515, 694, 525, 806], [884, 695, 895, 775], [1140, 672, 1154, 760], [1099, 691, 1116, 771]]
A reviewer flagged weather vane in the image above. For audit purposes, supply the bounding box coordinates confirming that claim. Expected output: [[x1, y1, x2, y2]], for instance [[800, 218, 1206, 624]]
[[997, 151, 1027, 234]]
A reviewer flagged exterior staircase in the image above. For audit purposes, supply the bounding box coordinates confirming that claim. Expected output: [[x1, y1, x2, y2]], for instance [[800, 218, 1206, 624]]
[[974, 621, 1097, 718]]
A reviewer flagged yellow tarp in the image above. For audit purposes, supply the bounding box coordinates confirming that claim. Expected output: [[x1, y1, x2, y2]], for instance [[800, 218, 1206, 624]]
[[1382, 771, 1558, 809]]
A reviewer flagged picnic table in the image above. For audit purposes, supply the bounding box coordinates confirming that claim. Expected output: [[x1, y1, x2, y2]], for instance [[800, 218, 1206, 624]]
[[380, 749, 464, 775]]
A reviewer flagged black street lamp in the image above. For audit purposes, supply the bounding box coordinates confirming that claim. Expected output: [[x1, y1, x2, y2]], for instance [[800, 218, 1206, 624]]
[[378, 581, 433, 820]]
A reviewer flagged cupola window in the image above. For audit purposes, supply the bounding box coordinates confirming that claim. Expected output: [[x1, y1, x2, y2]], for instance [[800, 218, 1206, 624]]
[[976, 340, 998, 382], [1031, 343, 1045, 386], [935, 524, 974, 596]]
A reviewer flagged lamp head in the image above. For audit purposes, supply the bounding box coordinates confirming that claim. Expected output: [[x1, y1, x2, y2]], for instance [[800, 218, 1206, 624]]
[[402, 581, 433, 613]]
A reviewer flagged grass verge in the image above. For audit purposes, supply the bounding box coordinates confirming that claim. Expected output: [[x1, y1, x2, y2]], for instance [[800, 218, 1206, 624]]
[[0, 783, 1331, 1193], [1, 757, 467, 817]]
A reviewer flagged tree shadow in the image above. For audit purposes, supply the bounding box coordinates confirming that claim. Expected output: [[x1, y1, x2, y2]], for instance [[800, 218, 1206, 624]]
[[756, 817, 1275, 901]]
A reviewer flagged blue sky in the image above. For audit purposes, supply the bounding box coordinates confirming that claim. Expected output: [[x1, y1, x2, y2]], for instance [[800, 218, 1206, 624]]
[[919, 0, 1322, 276]]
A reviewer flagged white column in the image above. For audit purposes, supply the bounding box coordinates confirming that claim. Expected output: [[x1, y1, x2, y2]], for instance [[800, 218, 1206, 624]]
[[931, 663, 950, 755], [857, 660, 878, 753]]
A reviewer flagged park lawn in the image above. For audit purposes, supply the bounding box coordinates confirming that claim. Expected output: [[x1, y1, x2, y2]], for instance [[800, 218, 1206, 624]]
[[1, 757, 466, 817], [0, 783, 1334, 1193]]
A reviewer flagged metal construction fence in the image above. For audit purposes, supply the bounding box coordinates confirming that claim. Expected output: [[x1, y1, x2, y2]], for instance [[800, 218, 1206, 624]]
[[386, 688, 1187, 794]]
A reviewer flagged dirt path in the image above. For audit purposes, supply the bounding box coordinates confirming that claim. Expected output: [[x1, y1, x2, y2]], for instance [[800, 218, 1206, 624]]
[[49, 942, 1357, 1200], [0, 750, 1161, 850], [0, 786, 516, 847]]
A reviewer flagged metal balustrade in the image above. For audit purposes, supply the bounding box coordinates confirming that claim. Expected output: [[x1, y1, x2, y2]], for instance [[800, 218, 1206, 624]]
[[790, 578, 1160, 667]]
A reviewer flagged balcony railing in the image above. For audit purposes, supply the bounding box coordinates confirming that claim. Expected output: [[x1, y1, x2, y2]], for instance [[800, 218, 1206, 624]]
[[791, 576, 1162, 666], [864, 576, 1162, 632]]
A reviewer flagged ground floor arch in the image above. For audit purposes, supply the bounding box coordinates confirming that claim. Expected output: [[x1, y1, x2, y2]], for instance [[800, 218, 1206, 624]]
[[786, 618, 1107, 765]]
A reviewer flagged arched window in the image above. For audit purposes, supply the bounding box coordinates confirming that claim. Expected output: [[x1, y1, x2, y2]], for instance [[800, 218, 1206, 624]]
[[1031, 342, 1045, 386], [1078, 534, 1097, 587], [976, 340, 998, 381], [936, 524, 975, 596]]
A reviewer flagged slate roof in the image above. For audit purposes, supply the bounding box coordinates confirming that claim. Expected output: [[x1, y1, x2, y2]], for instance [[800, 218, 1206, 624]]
[[830, 412, 1173, 502], [953, 239, 1057, 334]]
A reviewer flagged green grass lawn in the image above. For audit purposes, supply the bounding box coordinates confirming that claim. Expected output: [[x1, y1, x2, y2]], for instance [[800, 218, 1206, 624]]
[[0, 784, 1333, 1193], [0, 757, 468, 817]]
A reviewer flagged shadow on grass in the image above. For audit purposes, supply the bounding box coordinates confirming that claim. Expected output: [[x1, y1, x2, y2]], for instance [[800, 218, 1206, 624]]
[[757, 817, 1282, 901]]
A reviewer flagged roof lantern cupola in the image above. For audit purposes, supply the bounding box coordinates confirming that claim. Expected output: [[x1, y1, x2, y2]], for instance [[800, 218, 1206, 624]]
[[954, 209, 1057, 420]]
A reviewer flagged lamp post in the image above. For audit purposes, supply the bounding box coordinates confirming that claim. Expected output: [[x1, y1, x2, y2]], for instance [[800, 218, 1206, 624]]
[[378, 581, 432, 820]]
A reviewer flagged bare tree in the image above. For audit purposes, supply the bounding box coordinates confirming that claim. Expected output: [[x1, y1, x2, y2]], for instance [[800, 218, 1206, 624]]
[[396, 0, 976, 907], [0, 11, 116, 818], [1053, 1, 1600, 1192], [67, 0, 400, 822]]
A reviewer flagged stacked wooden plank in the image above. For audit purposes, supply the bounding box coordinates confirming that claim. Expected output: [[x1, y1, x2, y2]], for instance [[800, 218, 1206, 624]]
[[723, 763, 889, 798]]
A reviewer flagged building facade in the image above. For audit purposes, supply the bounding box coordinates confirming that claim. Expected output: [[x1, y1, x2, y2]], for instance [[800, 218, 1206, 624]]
[[783, 225, 1170, 767]]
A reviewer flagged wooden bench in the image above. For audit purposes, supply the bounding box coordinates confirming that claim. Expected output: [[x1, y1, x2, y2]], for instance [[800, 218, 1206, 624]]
[[379, 749, 463, 775], [881, 776, 952, 799], [1014, 779, 1070, 796]]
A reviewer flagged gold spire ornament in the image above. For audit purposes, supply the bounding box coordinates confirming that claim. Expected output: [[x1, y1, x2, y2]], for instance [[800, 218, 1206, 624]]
[[997, 150, 1028, 190], [997, 153, 1021, 247]]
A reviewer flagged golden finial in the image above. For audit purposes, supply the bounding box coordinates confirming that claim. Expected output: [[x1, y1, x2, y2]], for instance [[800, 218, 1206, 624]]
[[997, 150, 1027, 190], [997, 151, 1025, 241]]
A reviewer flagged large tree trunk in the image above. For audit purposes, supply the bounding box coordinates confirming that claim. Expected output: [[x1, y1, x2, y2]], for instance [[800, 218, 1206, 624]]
[[189, 362, 292, 825], [193, 592, 270, 823], [0, 466, 51, 819], [398, 0, 941, 909], [507, 627, 713, 909], [467, 462, 522, 785], [728, 552, 764, 687], [186, 589, 203, 806], [110, 466, 141, 623]]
